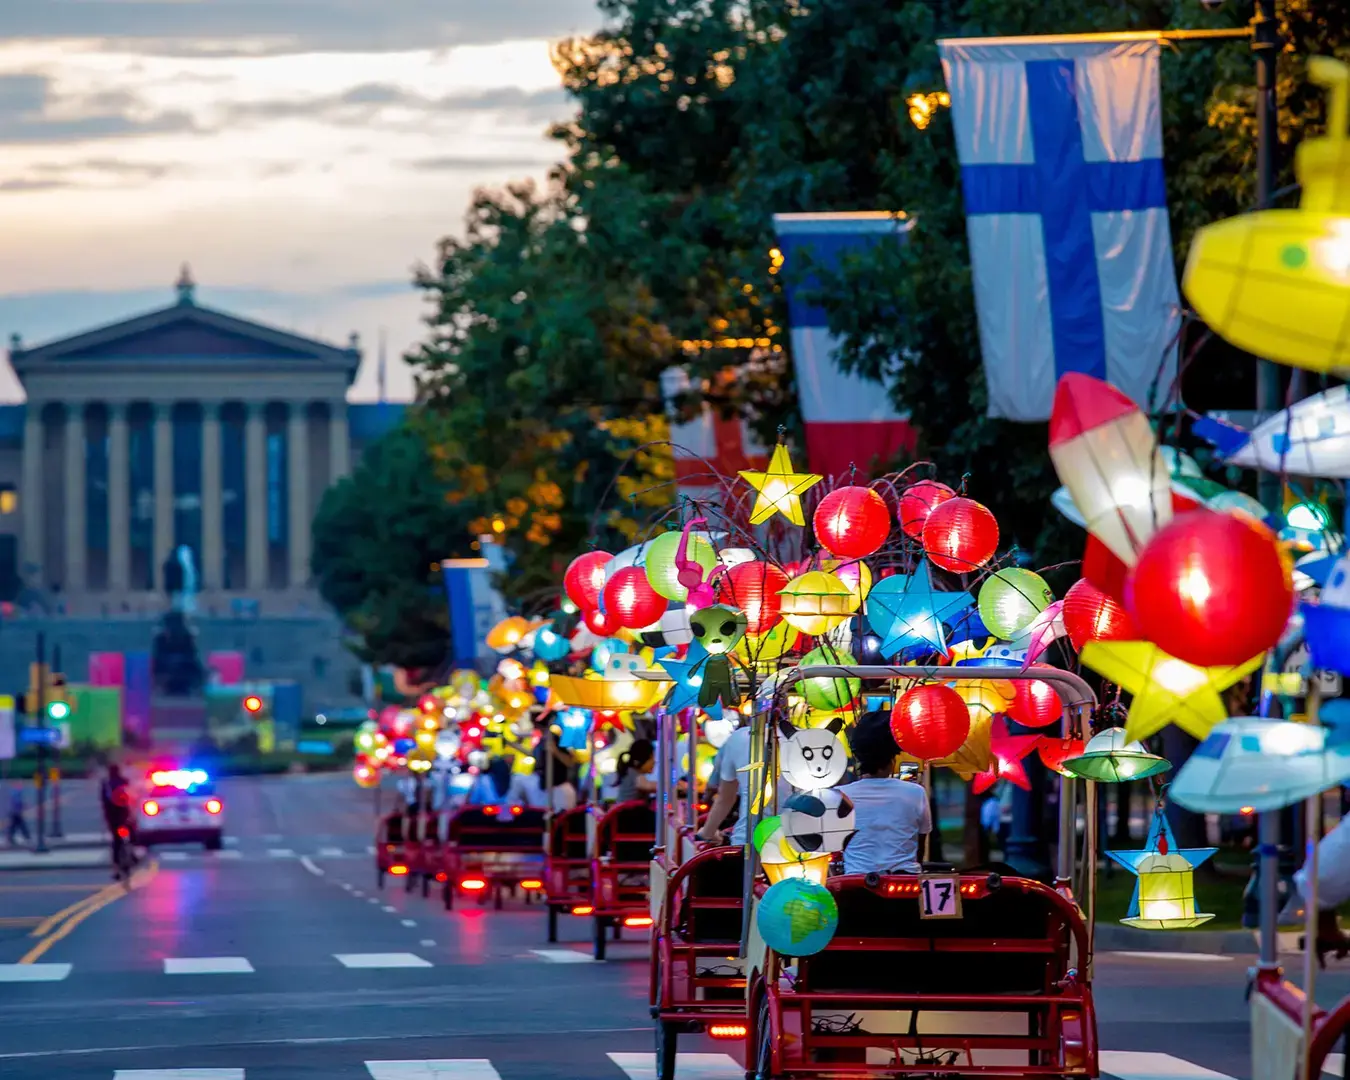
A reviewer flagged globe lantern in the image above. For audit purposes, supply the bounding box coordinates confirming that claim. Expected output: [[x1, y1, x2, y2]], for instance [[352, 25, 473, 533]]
[[645, 531, 718, 602], [977, 568, 1054, 640], [890, 683, 971, 760], [1125, 510, 1293, 668], [922, 497, 999, 574], [898, 480, 955, 539], [1007, 679, 1063, 729], [564, 550, 612, 612], [1062, 577, 1137, 650], [718, 561, 790, 634], [602, 565, 668, 629], [814, 486, 891, 558]]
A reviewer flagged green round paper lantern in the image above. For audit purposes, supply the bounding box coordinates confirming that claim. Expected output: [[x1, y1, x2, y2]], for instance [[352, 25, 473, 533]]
[[644, 531, 718, 602], [799, 646, 861, 711], [756, 878, 839, 956], [977, 568, 1054, 640], [753, 815, 782, 853]]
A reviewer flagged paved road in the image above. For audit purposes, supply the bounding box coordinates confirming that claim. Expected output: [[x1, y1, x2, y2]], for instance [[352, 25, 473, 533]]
[[0, 773, 1346, 1078]]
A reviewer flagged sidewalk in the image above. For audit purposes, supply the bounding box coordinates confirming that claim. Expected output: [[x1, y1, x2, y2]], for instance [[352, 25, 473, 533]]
[[0, 830, 110, 871]]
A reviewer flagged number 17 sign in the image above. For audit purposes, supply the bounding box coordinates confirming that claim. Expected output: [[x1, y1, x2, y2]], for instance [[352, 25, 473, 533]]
[[918, 875, 963, 920]]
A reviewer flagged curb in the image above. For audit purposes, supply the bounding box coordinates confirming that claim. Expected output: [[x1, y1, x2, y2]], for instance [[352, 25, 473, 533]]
[[0, 847, 109, 871], [1095, 922, 1272, 955]]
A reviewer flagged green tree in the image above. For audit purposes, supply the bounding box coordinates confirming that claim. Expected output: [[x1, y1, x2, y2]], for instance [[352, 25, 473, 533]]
[[310, 423, 473, 670]]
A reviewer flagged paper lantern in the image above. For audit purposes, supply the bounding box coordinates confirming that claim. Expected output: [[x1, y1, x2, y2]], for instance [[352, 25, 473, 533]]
[[1062, 577, 1137, 650], [970, 717, 1039, 794], [549, 674, 670, 711], [1126, 510, 1293, 668], [583, 607, 623, 636], [797, 646, 860, 712], [1037, 736, 1085, 776], [1048, 373, 1171, 567], [824, 559, 872, 608], [779, 571, 856, 635], [977, 568, 1053, 640], [1061, 727, 1171, 783], [814, 486, 890, 558], [740, 443, 823, 527], [644, 530, 718, 602], [602, 566, 668, 629], [1109, 813, 1216, 930], [718, 560, 789, 634], [734, 620, 800, 670], [867, 565, 974, 656], [922, 497, 998, 574], [898, 480, 955, 538], [564, 550, 612, 612], [890, 683, 970, 760], [1007, 679, 1063, 730], [756, 878, 839, 956], [353, 762, 380, 789], [533, 626, 570, 661]]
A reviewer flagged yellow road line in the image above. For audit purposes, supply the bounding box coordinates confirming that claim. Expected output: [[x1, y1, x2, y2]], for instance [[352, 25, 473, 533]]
[[29, 884, 121, 939], [20, 858, 158, 964], [0, 884, 107, 893]]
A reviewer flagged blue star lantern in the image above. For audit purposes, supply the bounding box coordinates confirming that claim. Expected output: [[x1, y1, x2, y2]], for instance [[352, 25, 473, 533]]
[[658, 643, 724, 719], [866, 566, 973, 658], [1107, 811, 1217, 930]]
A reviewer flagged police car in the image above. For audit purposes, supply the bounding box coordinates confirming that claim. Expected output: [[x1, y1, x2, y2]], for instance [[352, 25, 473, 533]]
[[133, 768, 225, 850]]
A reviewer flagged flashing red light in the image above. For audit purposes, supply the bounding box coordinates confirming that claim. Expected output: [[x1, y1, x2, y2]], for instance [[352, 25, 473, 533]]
[[571, 904, 594, 916], [623, 916, 654, 928], [205, 798, 223, 815], [142, 800, 161, 817], [460, 878, 487, 892], [116, 826, 130, 839], [435, 872, 448, 883], [389, 865, 409, 876], [709, 1024, 748, 1040], [520, 879, 543, 890], [243, 695, 264, 714]]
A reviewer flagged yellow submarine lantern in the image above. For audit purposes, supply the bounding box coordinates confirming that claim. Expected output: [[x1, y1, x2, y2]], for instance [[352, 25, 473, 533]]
[[1185, 57, 1350, 373]]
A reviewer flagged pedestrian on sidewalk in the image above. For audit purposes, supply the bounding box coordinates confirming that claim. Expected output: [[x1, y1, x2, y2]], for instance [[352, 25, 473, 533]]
[[6, 782, 30, 846]]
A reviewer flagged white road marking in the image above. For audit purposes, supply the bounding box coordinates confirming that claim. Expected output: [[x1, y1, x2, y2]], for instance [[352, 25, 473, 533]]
[[263, 833, 283, 842], [160, 852, 188, 862], [267, 848, 296, 858], [1098, 1051, 1238, 1080], [319, 846, 344, 857], [401, 919, 417, 927], [531, 949, 595, 964], [114, 1071, 244, 1079], [366, 1061, 502, 1079], [0, 964, 71, 982], [420, 939, 436, 947], [366, 845, 376, 854], [342, 883, 354, 891], [1103, 951, 1232, 963], [214, 849, 242, 860], [336, 953, 432, 969], [382, 905, 397, 913], [163, 957, 255, 975], [300, 856, 324, 876], [1325, 1053, 1344, 1076], [609, 1053, 742, 1080]]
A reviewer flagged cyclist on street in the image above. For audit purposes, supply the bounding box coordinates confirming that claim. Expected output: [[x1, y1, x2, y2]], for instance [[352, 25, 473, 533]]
[[100, 764, 134, 878]]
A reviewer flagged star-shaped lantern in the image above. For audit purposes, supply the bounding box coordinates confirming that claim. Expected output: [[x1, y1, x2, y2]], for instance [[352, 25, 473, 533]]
[[740, 443, 823, 527], [1079, 640, 1263, 744], [1108, 811, 1216, 930], [970, 716, 1040, 794], [658, 644, 724, 719], [866, 565, 973, 657]]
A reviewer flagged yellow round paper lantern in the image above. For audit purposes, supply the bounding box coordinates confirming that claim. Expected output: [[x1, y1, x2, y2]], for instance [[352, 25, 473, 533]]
[[823, 559, 873, 607], [779, 571, 856, 635], [734, 620, 801, 669]]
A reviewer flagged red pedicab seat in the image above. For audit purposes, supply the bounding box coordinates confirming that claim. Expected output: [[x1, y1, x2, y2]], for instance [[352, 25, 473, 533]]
[[544, 804, 593, 942], [748, 873, 1098, 1079], [591, 799, 657, 961], [443, 804, 547, 911], [375, 811, 414, 889]]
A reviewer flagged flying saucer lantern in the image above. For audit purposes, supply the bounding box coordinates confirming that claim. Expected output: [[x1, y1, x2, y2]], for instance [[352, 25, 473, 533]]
[[548, 674, 671, 712], [1060, 727, 1171, 784], [1171, 717, 1350, 815], [1301, 553, 1350, 673]]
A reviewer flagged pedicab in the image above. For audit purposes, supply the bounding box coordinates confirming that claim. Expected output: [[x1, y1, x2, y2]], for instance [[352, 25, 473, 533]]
[[442, 802, 548, 911], [544, 803, 594, 940], [591, 797, 659, 959], [375, 806, 414, 890]]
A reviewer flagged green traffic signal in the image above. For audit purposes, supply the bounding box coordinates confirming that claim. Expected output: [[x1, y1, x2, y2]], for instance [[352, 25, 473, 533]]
[[46, 700, 70, 722]]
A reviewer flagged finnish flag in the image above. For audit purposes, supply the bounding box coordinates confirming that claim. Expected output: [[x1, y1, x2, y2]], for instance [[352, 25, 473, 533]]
[[938, 34, 1181, 421]]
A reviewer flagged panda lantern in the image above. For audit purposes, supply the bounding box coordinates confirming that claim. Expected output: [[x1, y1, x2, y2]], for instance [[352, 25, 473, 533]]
[[1302, 553, 1350, 675]]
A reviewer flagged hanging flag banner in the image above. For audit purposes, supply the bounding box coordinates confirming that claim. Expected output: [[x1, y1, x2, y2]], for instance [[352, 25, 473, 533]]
[[661, 365, 768, 500], [938, 33, 1181, 421], [442, 542, 508, 671], [772, 212, 916, 479]]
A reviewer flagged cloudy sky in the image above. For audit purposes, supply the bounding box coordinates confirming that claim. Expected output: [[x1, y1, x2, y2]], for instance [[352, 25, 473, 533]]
[[0, 0, 602, 402]]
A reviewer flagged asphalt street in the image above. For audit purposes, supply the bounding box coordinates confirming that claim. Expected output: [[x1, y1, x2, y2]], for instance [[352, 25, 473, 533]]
[[0, 772, 1345, 1079]]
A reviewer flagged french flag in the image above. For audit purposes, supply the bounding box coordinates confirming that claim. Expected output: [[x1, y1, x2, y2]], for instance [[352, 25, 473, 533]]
[[661, 366, 768, 498], [773, 212, 916, 479]]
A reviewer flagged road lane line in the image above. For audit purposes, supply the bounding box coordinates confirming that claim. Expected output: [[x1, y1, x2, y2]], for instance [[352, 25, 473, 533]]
[[20, 858, 159, 964], [29, 881, 123, 938], [1098, 1052, 1237, 1079], [366, 1061, 502, 1079], [0, 963, 71, 982], [531, 949, 594, 964], [114, 1070, 244, 1079], [214, 849, 242, 859], [382, 905, 397, 912], [164, 956, 255, 974], [267, 848, 296, 857], [319, 846, 344, 856], [608, 1053, 742, 1080], [160, 852, 188, 861], [401, 919, 417, 927], [300, 856, 324, 876], [335, 952, 432, 969], [1102, 951, 1232, 963], [420, 939, 436, 947]]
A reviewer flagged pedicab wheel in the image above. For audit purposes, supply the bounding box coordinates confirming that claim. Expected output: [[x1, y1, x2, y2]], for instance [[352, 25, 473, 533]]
[[405, 870, 416, 893], [594, 916, 608, 961], [547, 904, 559, 943], [754, 995, 778, 1080], [443, 880, 455, 911], [614, 922, 623, 941], [494, 884, 504, 911], [421, 874, 431, 898], [377, 868, 385, 890], [654, 1017, 677, 1080]]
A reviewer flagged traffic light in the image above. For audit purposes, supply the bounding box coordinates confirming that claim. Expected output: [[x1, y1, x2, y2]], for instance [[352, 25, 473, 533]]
[[46, 699, 70, 722], [243, 694, 264, 715]]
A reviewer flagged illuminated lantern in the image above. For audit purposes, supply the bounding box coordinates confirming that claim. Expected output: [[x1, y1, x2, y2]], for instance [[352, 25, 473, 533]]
[[898, 480, 955, 538], [1038, 736, 1085, 776], [866, 565, 973, 656], [353, 762, 380, 789], [584, 607, 622, 636], [533, 626, 570, 661], [602, 566, 668, 629], [890, 683, 970, 761], [798, 645, 861, 711], [825, 559, 872, 608], [645, 530, 717, 602], [1062, 577, 1137, 650], [564, 551, 612, 611], [1109, 813, 1215, 930], [977, 568, 1053, 640], [1048, 373, 1171, 567], [813, 486, 890, 558], [779, 571, 856, 635], [486, 615, 532, 651], [418, 694, 440, 715], [922, 497, 999, 574], [733, 620, 800, 671], [1007, 679, 1063, 730], [1125, 510, 1293, 668], [1061, 727, 1171, 783], [718, 561, 790, 634]]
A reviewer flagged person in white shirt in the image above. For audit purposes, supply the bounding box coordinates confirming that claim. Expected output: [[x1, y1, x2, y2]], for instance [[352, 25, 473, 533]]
[[836, 711, 931, 875], [696, 724, 793, 847]]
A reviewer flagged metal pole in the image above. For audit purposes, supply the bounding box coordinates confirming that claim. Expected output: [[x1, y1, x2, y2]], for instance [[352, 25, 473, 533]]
[[1253, 0, 1283, 514], [33, 631, 47, 854], [49, 643, 61, 839]]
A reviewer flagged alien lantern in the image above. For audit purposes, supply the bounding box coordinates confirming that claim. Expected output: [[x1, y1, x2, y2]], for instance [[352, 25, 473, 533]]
[[689, 603, 749, 709]]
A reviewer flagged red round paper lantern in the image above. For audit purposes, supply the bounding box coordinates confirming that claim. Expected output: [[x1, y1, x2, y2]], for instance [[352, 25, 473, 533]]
[[921, 497, 999, 574], [601, 566, 668, 629], [583, 606, 622, 636], [717, 561, 790, 635], [1062, 577, 1136, 651], [1007, 680, 1063, 730], [890, 683, 971, 761], [1125, 510, 1293, 667], [898, 480, 955, 539], [813, 486, 891, 558], [564, 550, 612, 612], [1038, 736, 1085, 776]]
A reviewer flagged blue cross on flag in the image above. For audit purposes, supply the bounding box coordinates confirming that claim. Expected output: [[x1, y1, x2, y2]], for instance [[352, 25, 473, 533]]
[[938, 34, 1181, 421]]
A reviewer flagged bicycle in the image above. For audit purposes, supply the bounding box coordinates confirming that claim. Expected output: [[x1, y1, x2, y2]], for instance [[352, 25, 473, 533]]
[[112, 825, 137, 885]]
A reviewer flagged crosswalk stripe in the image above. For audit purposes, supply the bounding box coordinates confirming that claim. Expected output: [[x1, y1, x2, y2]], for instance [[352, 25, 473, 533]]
[[160, 852, 188, 862], [366, 1061, 502, 1079], [608, 1053, 742, 1080], [1324, 1052, 1344, 1076], [213, 850, 242, 860], [112, 1071, 244, 1079], [0, 963, 71, 982], [530, 949, 594, 964], [1099, 1051, 1237, 1080], [267, 848, 295, 857], [334, 953, 432, 969], [319, 846, 344, 856], [163, 957, 254, 975]]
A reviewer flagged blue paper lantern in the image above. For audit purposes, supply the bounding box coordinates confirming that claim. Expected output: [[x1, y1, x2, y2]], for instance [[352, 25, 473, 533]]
[[393, 737, 416, 755], [866, 565, 973, 657], [534, 627, 570, 661], [756, 878, 839, 957], [1303, 554, 1350, 674]]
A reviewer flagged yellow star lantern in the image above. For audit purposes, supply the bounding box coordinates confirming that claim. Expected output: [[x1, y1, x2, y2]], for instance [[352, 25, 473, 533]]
[[1079, 641, 1263, 744], [740, 443, 823, 526]]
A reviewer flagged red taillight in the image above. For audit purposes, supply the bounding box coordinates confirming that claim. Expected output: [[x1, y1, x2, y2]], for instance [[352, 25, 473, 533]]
[[1240, 805, 1255, 816], [511, 805, 523, 816], [624, 916, 653, 928], [116, 826, 130, 839], [520, 879, 543, 890], [142, 800, 160, 817], [709, 1024, 747, 1040], [205, 798, 222, 815], [435, 872, 448, 882], [483, 806, 499, 815], [461, 878, 487, 892], [389, 865, 408, 876], [571, 904, 594, 916]]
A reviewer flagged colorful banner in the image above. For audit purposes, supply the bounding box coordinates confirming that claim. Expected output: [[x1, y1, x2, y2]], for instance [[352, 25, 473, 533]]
[[442, 543, 508, 671]]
